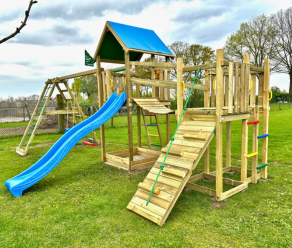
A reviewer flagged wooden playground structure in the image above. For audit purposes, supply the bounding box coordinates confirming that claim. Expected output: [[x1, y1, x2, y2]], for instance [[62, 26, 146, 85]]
[[16, 21, 271, 226]]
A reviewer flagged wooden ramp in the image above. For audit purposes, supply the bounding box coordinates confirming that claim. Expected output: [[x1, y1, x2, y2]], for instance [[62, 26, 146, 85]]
[[127, 119, 215, 226], [133, 98, 174, 115]]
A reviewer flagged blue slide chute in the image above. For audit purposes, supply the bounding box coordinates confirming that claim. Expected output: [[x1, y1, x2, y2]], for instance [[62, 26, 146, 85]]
[[5, 92, 127, 197]]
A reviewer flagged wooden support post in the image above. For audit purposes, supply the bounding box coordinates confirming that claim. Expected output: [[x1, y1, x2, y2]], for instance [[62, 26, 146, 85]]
[[226, 121, 231, 168], [119, 77, 123, 95], [252, 107, 259, 183], [102, 71, 106, 103], [211, 74, 216, 107], [113, 76, 117, 94], [136, 65, 141, 147], [215, 49, 224, 200], [241, 118, 248, 182], [151, 55, 156, 99], [106, 70, 112, 100], [96, 56, 106, 162], [176, 58, 184, 122], [159, 69, 164, 100], [57, 94, 65, 133], [125, 51, 134, 168], [204, 61, 210, 174], [262, 59, 270, 179], [165, 57, 171, 143]]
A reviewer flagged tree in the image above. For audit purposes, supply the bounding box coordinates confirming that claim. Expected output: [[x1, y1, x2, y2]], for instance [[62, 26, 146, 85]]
[[224, 14, 277, 68], [0, 0, 38, 44], [72, 75, 98, 102], [168, 42, 214, 104], [272, 8, 292, 94], [271, 86, 281, 97]]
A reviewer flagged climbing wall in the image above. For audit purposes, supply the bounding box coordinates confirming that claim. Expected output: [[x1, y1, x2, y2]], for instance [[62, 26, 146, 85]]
[[127, 119, 216, 226]]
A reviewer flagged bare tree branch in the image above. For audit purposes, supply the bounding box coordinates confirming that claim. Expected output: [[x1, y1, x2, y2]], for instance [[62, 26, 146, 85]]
[[0, 0, 37, 44]]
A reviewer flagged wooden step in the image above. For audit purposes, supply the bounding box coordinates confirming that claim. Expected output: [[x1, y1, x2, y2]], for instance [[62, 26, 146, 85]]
[[138, 182, 161, 195]]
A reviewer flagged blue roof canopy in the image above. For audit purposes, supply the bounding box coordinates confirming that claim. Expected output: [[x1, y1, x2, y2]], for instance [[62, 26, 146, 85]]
[[94, 21, 174, 63]]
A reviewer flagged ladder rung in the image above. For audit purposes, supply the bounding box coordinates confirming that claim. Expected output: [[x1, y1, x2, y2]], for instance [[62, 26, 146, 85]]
[[147, 124, 157, 126], [149, 134, 159, 137], [138, 182, 160, 195], [151, 143, 161, 147]]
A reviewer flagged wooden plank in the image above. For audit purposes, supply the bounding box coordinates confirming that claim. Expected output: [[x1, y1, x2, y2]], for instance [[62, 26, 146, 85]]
[[183, 134, 207, 141], [234, 63, 239, 113], [244, 55, 250, 112], [258, 74, 264, 106], [228, 62, 234, 113], [162, 168, 187, 178], [203, 173, 242, 186], [159, 153, 194, 163], [137, 147, 161, 156], [172, 139, 205, 148], [58, 68, 104, 81], [221, 182, 248, 200], [183, 63, 216, 72], [204, 61, 211, 108], [181, 152, 198, 160], [129, 61, 176, 68], [157, 157, 193, 170], [127, 202, 161, 224], [177, 58, 184, 122], [220, 113, 250, 122], [135, 189, 171, 209], [178, 125, 214, 132], [181, 120, 216, 127], [138, 182, 161, 195], [188, 166, 232, 183], [216, 49, 224, 200], [262, 59, 270, 179], [143, 178, 178, 195], [185, 183, 216, 196], [131, 156, 158, 166], [239, 63, 245, 112], [151, 168, 184, 182], [131, 196, 167, 217], [167, 144, 201, 154], [130, 161, 156, 171]]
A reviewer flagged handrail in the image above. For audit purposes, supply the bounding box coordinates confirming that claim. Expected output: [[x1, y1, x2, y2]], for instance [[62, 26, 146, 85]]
[[213, 77, 216, 91], [249, 79, 253, 91], [110, 78, 113, 89], [268, 89, 272, 101], [181, 81, 185, 94], [146, 67, 201, 206]]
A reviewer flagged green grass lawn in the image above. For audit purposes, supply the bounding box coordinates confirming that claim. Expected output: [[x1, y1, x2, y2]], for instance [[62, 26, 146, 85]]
[[0, 104, 291, 247], [0, 121, 28, 128]]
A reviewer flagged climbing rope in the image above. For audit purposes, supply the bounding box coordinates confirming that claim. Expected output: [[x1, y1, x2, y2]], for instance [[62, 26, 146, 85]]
[[146, 67, 201, 206]]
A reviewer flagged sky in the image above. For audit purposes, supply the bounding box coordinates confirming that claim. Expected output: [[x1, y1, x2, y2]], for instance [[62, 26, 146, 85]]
[[0, 0, 291, 99]]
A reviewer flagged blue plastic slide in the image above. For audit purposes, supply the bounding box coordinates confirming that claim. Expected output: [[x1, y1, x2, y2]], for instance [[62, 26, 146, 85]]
[[5, 92, 127, 197]]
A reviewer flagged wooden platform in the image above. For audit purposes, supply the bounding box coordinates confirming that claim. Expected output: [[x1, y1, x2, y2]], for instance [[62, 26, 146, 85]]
[[105, 147, 160, 171], [127, 118, 216, 226], [133, 98, 174, 115]]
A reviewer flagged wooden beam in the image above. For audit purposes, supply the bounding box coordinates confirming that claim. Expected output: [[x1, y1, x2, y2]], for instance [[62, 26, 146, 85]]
[[216, 49, 224, 201], [177, 58, 184, 123], [262, 59, 270, 179], [204, 61, 210, 174], [96, 56, 106, 162], [241, 118, 248, 182], [221, 182, 248, 200], [228, 62, 234, 114], [185, 183, 216, 196], [125, 51, 134, 169], [203, 173, 242, 187], [183, 63, 216, 72], [129, 61, 177, 68], [130, 78, 206, 90], [58, 68, 104, 81], [220, 113, 250, 122]]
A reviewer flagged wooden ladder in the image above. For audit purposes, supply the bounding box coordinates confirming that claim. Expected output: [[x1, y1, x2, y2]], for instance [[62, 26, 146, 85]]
[[141, 109, 164, 149], [16, 80, 57, 156], [16, 80, 98, 156]]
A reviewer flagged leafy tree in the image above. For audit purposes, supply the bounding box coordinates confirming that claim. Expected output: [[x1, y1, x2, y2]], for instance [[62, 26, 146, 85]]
[[272, 8, 292, 94], [72, 75, 98, 102], [224, 14, 277, 68], [271, 86, 281, 97]]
